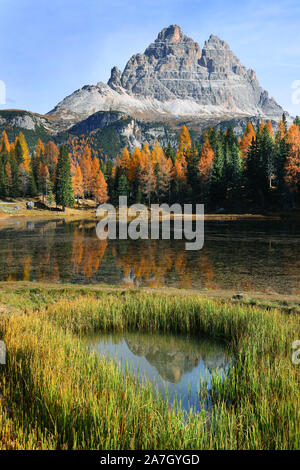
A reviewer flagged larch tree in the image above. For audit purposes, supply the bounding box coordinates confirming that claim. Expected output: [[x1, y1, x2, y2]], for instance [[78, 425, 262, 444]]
[[266, 120, 274, 138], [91, 156, 100, 196], [139, 158, 156, 205], [17, 132, 31, 172], [79, 144, 93, 197], [45, 141, 59, 183], [94, 170, 109, 204], [198, 139, 214, 184], [118, 147, 131, 180], [0, 130, 10, 155], [72, 164, 84, 203], [284, 124, 300, 201], [240, 122, 256, 159], [177, 125, 192, 157], [155, 149, 173, 203]]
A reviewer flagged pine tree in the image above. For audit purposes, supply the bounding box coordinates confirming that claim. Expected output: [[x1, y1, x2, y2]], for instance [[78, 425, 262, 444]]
[[164, 142, 176, 164], [54, 145, 74, 210], [210, 139, 226, 206], [0, 162, 7, 198], [228, 143, 243, 206], [186, 143, 200, 204], [117, 174, 129, 201]]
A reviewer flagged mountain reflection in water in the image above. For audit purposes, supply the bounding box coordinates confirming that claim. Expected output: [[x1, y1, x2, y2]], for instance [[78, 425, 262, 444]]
[[0, 218, 299, 294], [88, 331, 232, 412]]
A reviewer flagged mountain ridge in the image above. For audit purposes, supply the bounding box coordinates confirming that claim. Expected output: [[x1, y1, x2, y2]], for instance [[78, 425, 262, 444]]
[[48, 24, 285, 126]]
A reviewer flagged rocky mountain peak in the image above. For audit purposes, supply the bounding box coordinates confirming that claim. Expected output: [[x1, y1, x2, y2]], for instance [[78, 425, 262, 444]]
[[107, 66, 122, 91], [48, 25, 286, 125], [205, 34, 230, 49], [155, 24, 185, 43]]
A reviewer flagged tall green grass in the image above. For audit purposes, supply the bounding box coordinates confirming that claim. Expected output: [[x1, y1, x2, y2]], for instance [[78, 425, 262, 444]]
[[0, 289, 299, 449]]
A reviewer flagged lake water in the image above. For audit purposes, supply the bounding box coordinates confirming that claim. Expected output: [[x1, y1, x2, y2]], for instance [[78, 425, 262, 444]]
[[0, 217, 299, 295], [88, 331, 232, 413]]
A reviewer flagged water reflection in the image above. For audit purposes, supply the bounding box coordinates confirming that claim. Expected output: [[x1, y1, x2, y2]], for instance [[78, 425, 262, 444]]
[[88, 331, 231, 412], [0, 218, 299, 294]]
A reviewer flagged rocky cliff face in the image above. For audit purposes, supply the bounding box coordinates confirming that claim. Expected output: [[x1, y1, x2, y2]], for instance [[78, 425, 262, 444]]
[[48, 25, 285, 125]]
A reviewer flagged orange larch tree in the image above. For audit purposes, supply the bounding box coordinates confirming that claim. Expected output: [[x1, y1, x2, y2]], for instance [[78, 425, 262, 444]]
[[0, 130, 10, 155], [45, 141, 59, 183], [79, 144, 93, 197], [94, 170, 109, 204], [73, 164, 84, 202], [240, 122, 256, 159], [198, 139, 214, 185], [284, 124, 300, 195]]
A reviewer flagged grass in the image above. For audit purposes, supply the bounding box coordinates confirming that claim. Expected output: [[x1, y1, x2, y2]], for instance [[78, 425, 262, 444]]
[[0, 286, 299, 450]]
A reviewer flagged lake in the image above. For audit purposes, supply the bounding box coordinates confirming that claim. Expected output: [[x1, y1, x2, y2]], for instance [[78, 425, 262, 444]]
[[87, 331, 232, 413], [0, 217, 299, 295]]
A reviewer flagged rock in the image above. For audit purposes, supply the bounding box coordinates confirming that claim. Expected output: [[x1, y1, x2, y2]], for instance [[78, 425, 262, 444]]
[[26, 201, 34, 210], [48, 25, 287, 125], [233, 293, 244, 300]]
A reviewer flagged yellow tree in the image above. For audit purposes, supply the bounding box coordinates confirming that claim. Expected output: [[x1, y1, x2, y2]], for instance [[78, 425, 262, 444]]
[[79, 144, 93, 197], [177, 125, 192, 157], [151, 140, 165, 166], [198, 139, 214, 186], [0, 130, 10, 155], [72, 164, 84, 202], [284, 124, 300, 195], [240, 122, 256, 159], [91, 156, 100, 196], [32, 138, 45, 182], [128, 147, 142, 184], [259, 122, 265, 134], [94, 170, 109, 204], [45, 141, 59, 183], [18, 132, 31, 171], [156, 150, 173, 202], [266, 120, 274, 138], [118, 147, 131, 178], [276, 118, 287, 142]]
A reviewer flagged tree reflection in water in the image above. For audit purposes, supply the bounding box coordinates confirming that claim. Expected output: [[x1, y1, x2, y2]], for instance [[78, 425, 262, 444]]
[[0, 218, 299, 295]]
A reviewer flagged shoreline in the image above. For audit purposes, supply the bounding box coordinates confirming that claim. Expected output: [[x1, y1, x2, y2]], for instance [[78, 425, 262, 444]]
[[1, 281, 299, 310], [1, 198, 300, 222]]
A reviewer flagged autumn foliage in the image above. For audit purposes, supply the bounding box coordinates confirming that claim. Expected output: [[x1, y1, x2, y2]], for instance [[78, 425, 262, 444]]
[[0, 114, 300, 210]]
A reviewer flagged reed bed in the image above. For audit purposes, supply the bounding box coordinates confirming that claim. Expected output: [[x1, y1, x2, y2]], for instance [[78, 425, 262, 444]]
[[0, 289, 299, 449]]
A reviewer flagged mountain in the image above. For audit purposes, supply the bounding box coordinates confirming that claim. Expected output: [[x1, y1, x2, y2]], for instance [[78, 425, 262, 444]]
[[0, 25, 289, 155], [0, 109, 55, 151], [67, 111, 178, 157], [48, 24, 285, 126]]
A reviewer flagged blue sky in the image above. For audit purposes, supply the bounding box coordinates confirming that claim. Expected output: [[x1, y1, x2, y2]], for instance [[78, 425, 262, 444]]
[[0, 0, 299, 116]]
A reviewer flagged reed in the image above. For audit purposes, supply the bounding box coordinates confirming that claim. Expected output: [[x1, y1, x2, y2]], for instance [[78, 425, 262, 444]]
[[0, 288, 299, 449]]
